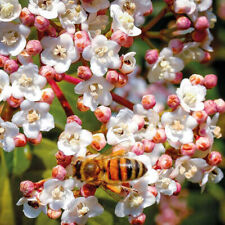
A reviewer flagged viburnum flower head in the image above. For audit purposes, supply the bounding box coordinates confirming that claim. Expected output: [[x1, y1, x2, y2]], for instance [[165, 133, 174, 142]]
[[12, 100, 54, 139], [82, 35, 121, 76], [41, 33, 80, 73], [75, 76, 114, 111], [0, 117, 19, 152], [57, 122, 92, 156], [161, 107, 198, 144], [10, 63, 47, 101], [0, 0, 21, 22], [0, 23, 30, 56], [0, 70, 11, 101], [176, 78, 206, 112], [28, 0, 66, 19]]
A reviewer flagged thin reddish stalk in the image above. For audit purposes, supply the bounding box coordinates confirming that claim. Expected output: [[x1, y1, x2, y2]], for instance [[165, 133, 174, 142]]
[[111, 92, 134, 110], [63, 75, 82, 85], [48, 79, 74, 117]]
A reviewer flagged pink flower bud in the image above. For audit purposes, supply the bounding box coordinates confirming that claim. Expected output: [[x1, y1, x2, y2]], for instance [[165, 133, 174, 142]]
[[67, 115, 82, 125], [14, 133, 27, 147], [34, 16, 50, 32], [47, 208, 62, 220], [45, 25, 57, 37], [142, 139, 155, 153], [27, 132, 42, 145], [91, 133, 106, 151], [181, 143, 196, 156], [204, 100, 217, 115], [196, 136, 211, 151], [131, 142, 144, 155], [41, 88, 55, 104], [171, 72, 183, 84], [77, 66, 92, 80], [20, 8, 35, 26], [167, 94, 180, 109], [20, 180, 34, 197], [189, 74, 204, 85], [77, 96, 90, 112], [215, 99, 225, 113], [176, 16, 191, 30], [192, 29, 207, 42], [0, 55, 8, 67], [141, 94, 156, 110], [52, 165, 67, 180], [4, 59, 19, 73], [74, 31, 91, 52], [169, 39, 184, 54], [94, 106, 111, 123], [26, 40, 42, 56], [106, 70, 119, 85], [129, 213, 146, 225], [207, 151, 222, 166], [192, 111, 208, 123], [153, 129, 167, 143], [55, 151, 72, 168], [115, 73, 128, 88], [111, 30, 133, 48], [195, 16, 209, 30], [81, 184, 97, 197], [157, 154, 173, 169], [7, 96, 24, 108], [133, 115, 145, 130], [148, 186, 158, 197], [54, 73, 65, 82], [173, 181, 182, 195], [201, 51, 211, 64], [204, 74, 217, 89], [145, 49, 158, 64]]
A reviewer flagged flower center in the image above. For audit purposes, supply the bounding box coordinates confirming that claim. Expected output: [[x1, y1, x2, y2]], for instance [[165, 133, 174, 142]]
[[183, 92, 197, 105], [89, 83, 103, 99], [95, 46, 108, 58], [119, 12, 134, 30], [128, 192, 144, 208], [160, 178, 171, 189], [77, 202, 89, 217], [0, 3, 14, 18], [68, 132, 80, 145], [53, 45, 67, 59], [179, 163, 198, 179], [27, 110, 40, 123], [19, 74, 33, 87], [52, 186, 64, 200], [171, 120, 184, 131], [0, 126, 5, 139], [38, 0, 52, 10], [1, 31, 19, 46], [28, 201, 40, 209], [113, 123, 128, 136], [123, 1, 136, 14]]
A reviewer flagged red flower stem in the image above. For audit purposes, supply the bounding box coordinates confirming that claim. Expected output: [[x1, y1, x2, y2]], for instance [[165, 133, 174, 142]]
[[63, 75, 82, 84], [111, 92, 134, 110], [48, 79, 74, 117]]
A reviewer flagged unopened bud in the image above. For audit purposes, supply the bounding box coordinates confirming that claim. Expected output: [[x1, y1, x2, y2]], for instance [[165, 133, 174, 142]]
[[27, 132, 42, 145], [157, 154, 173, 169], [176, 16, 191, 30], [192, 29, 207, 42], [153, 129, 167, 143], [215, 99, 225, 113], [7, 96, 24, 108], [131, 142, 144, 155], [20, 180, 34, 197], [77, 66, 92, 80], [67, 115, 82, 126], [142, 139, 155, 153], [204, 100, 217, 115], [111, 30, 133, 48], [207, 151, 222, 166], [142, 95, 156, 110], [145, 49, 158, 64], [55, 151, 72, 168], [14, 133, 27, 147], [41, 88, 54, 104], [196, 136, 211, 151], [192, 110, 208, 123], [195, 16, 209, 30], [26, 40, 42, 56], [34, 16, 50, 32], [74, 31, 91, 52], [52, 165, 67, 180], [167, 94, 180, 109], [204, 74, 217, 89], [91, 133, 106, 151], [94, 106, 111, 123], [20, 8, 35, 26], [169, 39, 183, 54], [181, 143, 196, 156], [189, 74, 204, 85], [0, 55, 8, 67], [47, 208, 62, 220], [129, 213, 146, 225], [4, 59, 19, 73]]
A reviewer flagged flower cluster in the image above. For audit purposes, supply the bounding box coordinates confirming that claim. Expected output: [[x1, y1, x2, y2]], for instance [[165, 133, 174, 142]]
[[0, 0, 224, 224]]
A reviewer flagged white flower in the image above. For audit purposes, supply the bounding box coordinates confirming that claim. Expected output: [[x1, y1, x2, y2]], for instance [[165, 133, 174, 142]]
[[106, 108, 138, 146], [0, 23, 30, 56], [82, 35, 121, 76], [110, 4, 141, 37], [120, 52, 136, 74], [59, 0, 87, 34], [58, 122, 92, 156], [28, 0, 65, 19], [133, 104, 159, 141], [12, 100, 54, 139], [115, 176, 155, 217], [75, 76, 114, 111], [161, 107, 197, 144], [17, 193, 47, 218], [0, 0, 21, 22], [147, 48, 184, 83], [0, 117, 19, 152], [10, 63, 46, 101], [61, 196, 104, 224], [80, 0, 110, 13], [39, 179, 76, 210], [170, 156, 208, 184], [176, 78, 206, 112], [41, 33, 80, 73], [0, 70, 11, 101], [201, 29, 213, 52]]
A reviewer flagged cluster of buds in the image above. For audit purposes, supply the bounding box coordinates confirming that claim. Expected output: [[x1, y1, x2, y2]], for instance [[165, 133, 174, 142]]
[[0, 0, 223, 224]]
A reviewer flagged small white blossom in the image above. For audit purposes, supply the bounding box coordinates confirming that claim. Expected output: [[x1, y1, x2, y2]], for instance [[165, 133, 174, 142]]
[[81, 0, 110, 13], [58, 122, 92, 156], [0, 117, 19, 152], [75, 76, 114, 111], [28, 0, 65, 19], [161, 107, 198, 144], [10, 63, 46, 101], [120, 52, 136, 74], [0, 23, 30, 56], [176, 78, 206, 112], [0, 70, 11, 101], [12, 100, 54, 139], [82, 35, 121, 76], [0, 0, 21, 22], [61, 196, 104, 224], [147, 48, 184, 83], [41, 33, 80, 73]]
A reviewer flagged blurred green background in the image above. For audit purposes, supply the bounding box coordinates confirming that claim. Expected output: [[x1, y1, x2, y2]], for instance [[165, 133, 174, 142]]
[[1, 0, 225, 225]]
